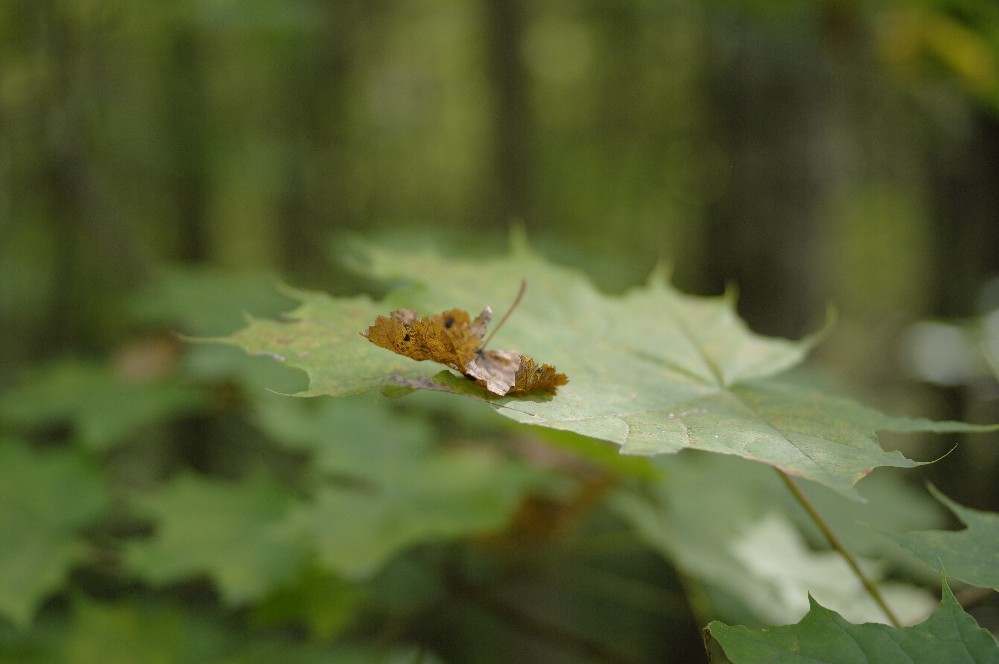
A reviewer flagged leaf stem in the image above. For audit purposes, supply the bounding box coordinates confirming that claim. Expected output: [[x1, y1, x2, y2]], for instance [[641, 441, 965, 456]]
[[482, 278, 527, 349], [774, 469, 902, 628]]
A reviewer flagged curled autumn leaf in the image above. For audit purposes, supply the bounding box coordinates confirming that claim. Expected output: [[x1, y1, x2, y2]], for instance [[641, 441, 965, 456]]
[[362, 305, 567, 396], [362, 308, 489, 372]]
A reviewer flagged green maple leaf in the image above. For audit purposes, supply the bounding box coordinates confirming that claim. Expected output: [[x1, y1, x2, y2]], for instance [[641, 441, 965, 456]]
[[219, 236, 994, 499], [0, 441, 109, 629], [888, 485, 999, 591], [706, 577, 999, 664], [124, 473, 308, 606]]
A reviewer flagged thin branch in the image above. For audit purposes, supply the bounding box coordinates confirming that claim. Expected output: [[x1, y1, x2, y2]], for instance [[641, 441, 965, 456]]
[[775, 469, 902, 628]]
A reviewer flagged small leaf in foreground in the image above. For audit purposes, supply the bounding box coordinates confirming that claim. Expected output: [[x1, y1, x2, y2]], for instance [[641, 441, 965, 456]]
[[706, 577, 999, 664], [889, 485, 999, 591]]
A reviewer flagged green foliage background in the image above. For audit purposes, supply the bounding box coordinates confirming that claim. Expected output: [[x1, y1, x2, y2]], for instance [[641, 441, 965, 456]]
[[1, 0, 999, 662]]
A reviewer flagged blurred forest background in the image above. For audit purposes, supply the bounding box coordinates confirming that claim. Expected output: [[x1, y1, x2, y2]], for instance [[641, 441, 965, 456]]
[[5, 0, 999, 483], [2, 0, 999, 662], [5, 0, 999, 371]]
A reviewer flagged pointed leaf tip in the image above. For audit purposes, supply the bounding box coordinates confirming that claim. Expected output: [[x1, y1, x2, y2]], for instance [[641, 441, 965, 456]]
[[645, 260, 674, 289]]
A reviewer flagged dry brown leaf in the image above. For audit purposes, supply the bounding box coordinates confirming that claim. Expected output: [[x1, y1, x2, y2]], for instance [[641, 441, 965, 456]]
[[464, 350, 568, 395], [510, 354, 569, 393], [363, 306, 567, 395], [363, 307, 491, 372]]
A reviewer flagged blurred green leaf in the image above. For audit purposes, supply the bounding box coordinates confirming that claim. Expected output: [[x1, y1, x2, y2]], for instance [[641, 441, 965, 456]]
[[218, 641, 443, 664], [124, 473, 308, 606], [0, 613, 61, 663], [611, 453, 786, 625], [725, 512, 934, 625], [252, 392, 436, 480], [707, 577, 999, 663], [0, 360, 205, 453], [182, 343, 309, 396], [299, 446, 545, 580], [255, 392, 553, 580], [0, 441, 109, 629], [785, 467, 947, 578], [888, 485, 999, 591], [220, 239, 995, 499], [250, 567, 362, 639], [130, 266, 296, 337], [63, 598, 218, 664], [611, 453, 942, 626], [60, 596, 430, 664]]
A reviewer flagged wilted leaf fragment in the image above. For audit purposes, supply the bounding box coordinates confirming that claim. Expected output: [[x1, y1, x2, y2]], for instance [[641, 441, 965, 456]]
[[706, 577, 999, 664], [465, 350, 567, 395], [362, 306, 567, 395]]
